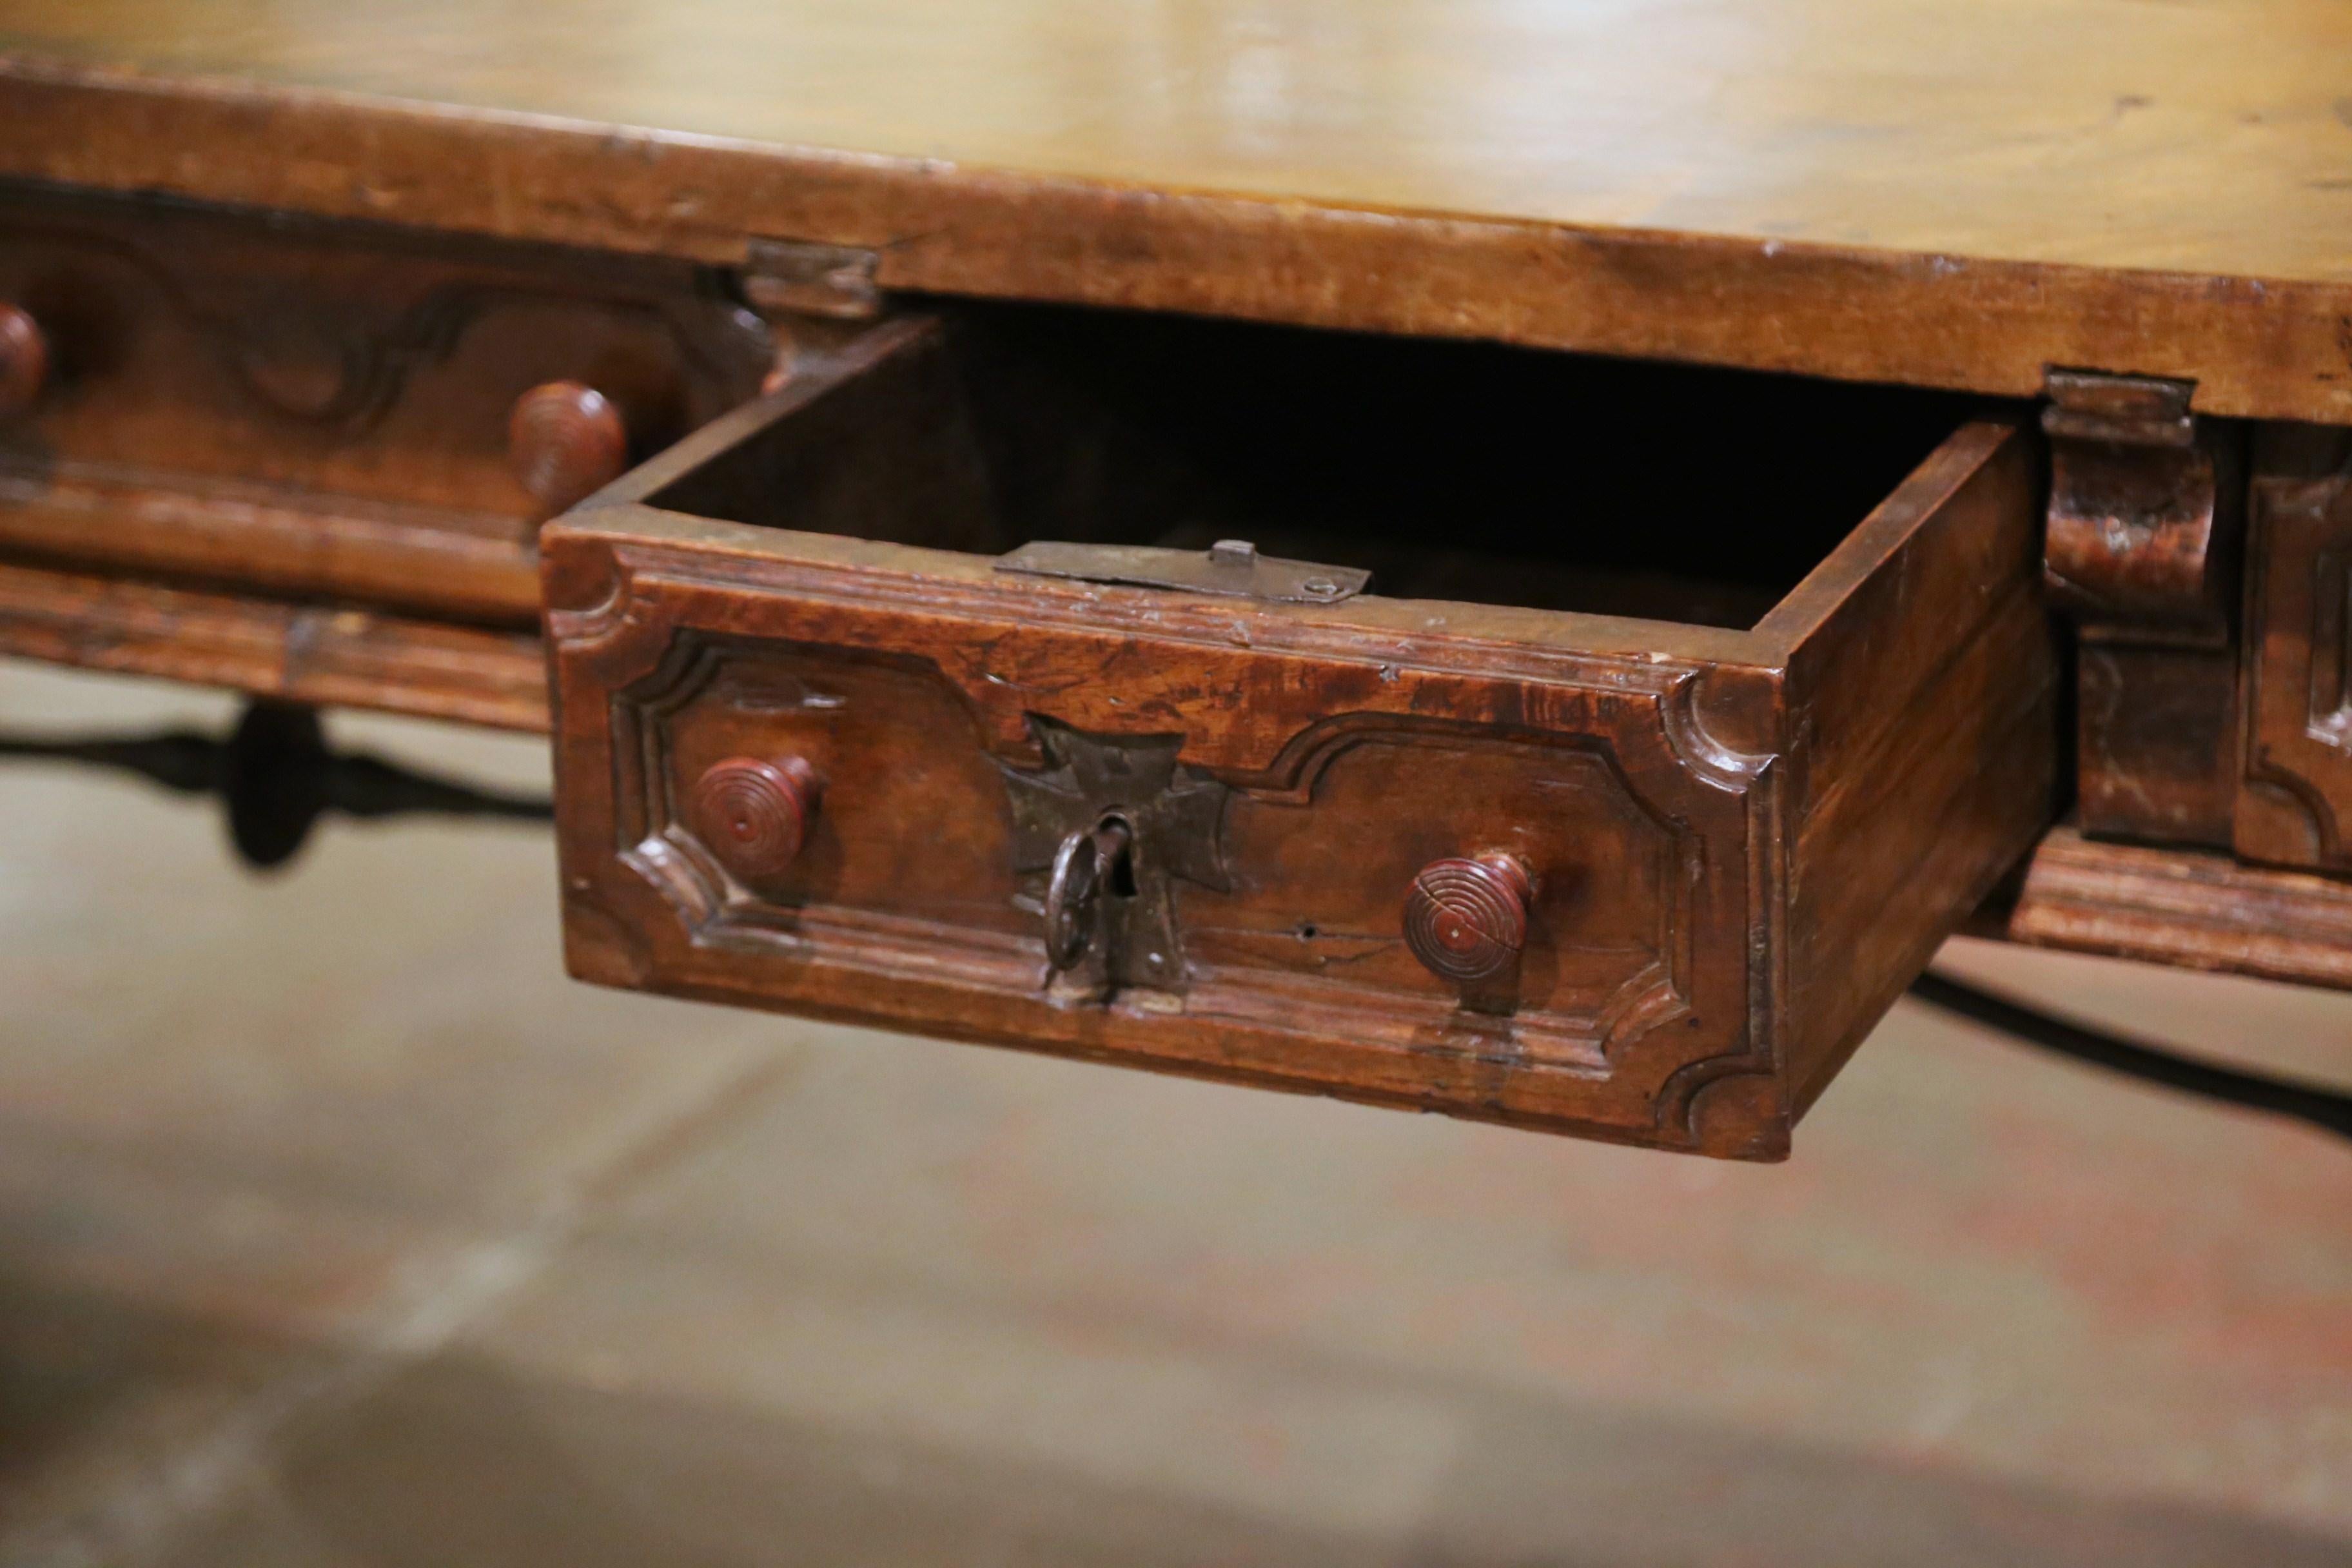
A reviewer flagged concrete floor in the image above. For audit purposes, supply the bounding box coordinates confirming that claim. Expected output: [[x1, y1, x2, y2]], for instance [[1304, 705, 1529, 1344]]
[[0, 659, 2346, 1567]]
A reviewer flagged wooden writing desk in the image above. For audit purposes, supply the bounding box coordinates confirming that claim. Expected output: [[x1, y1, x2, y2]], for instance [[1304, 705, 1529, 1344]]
[[1, 0, 2346, 1156]]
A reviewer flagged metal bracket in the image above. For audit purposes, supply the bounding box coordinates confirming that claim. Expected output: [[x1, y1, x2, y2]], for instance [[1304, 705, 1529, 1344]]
[[996, 538, 1371, 604], [740, 238, 883, 320]]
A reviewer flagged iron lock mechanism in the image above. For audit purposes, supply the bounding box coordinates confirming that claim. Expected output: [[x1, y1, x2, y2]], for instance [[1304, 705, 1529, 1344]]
[[1043, 816, 1135, 970], [998, 718, 1233, 996]]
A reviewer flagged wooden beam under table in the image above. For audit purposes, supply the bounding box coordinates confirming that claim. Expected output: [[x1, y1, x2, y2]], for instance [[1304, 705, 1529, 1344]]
[[1977, 825, 2352, 994], [0, 561, 548, 732]]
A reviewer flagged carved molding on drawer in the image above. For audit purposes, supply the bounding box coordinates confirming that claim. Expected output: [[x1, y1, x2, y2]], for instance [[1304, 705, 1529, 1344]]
[[596, 633, 1046, 992], [2237, 476, 2352, 870], [1200, 718, 1714, 1072], [0, 189, 781, 565], [0, 186, 789, 620], [557, 562, 1776, 1115], [6, 210, 775, 435], [2318, 546, 2352, 752], [560, 543, 1767, 784]]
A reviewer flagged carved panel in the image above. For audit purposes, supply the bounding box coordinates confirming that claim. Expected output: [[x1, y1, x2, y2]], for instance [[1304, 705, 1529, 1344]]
[[0, 189, 774, 500], [0, 183, 778, 620], [2237, 475, 2352, 871], [1193, 721, 1701, 1070], [548, 544, 1774, 1153]]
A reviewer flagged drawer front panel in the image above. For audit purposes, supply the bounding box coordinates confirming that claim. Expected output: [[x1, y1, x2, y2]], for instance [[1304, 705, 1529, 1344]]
[[629, 638, 1033, 945], [1190, 729, 1709, 1057], [0, 185, 776, 620], [550, 547, 1772, 1152]]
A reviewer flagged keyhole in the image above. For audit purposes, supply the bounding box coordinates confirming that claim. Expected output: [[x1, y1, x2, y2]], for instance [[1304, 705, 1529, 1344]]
[[1099, 814, 1139, 897]]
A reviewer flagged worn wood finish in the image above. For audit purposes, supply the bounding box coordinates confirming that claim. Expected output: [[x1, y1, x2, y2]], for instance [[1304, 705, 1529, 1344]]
[[2238, 466, 2352, 871], [3, 2, 2352, 420], [542, 315, 2054, 1159], [1770, 431, 2060, 1112], [0, 560, 547, 730], [0, 182, 777, 624], [1984, 825, 2352, 993]]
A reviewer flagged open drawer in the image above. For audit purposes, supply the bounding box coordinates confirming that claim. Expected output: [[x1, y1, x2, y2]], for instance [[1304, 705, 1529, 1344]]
[[541, 308, 2057, 1159]]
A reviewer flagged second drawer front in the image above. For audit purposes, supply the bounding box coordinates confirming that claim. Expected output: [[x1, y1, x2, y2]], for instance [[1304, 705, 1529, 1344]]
[[0, 184, 777, 621]]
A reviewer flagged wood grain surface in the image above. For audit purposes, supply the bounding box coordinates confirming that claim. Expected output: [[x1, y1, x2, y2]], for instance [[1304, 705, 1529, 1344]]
[[4, 1, 2351, 419]]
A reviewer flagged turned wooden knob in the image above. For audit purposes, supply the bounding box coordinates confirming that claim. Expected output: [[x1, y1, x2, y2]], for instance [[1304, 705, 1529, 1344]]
[[691, 756, 819, 881], [1404, 854, 1533, 984], [508, 380, 628, 513], [0, 303, 50, 422]]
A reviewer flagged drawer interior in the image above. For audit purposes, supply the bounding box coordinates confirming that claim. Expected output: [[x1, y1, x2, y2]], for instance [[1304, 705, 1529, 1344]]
[[639, 304, 1991, 630]]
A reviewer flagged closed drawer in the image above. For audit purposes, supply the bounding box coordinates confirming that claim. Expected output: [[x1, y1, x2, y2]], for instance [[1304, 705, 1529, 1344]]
[[2238, 458, 2352, 872], [0, 184, 777, 623], [542, 309, 2057, 1158]]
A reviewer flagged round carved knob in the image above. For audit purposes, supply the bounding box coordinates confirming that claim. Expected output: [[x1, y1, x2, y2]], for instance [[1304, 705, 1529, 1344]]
[[508, 380, 628, 513], [0, 303, 50, 422], [1404, 854, 1533, 985], [691, 756, 819, 881]]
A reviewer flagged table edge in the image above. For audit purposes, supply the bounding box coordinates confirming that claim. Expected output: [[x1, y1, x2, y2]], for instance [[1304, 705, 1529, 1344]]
[[3, 54, 2347, 424]]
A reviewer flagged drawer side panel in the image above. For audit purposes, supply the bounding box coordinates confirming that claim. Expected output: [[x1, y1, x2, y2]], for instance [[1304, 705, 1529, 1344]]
[[1777, 426, 2058, 1103]]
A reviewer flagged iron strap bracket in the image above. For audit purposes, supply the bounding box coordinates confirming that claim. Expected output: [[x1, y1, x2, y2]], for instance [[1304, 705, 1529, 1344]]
[[995, 538, 1370, 605]]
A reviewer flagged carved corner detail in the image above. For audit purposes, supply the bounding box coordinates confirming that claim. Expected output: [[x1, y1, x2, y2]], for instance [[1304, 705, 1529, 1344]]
[[1661, 669, 1776, 792]]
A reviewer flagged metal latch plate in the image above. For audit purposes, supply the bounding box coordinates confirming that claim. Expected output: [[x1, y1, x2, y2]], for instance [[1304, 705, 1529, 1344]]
[[995, 539, 1370, 604]]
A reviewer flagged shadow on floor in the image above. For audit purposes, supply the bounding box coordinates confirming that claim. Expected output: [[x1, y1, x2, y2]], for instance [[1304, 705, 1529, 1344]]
[[6, 1272, 2341, 1568]]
